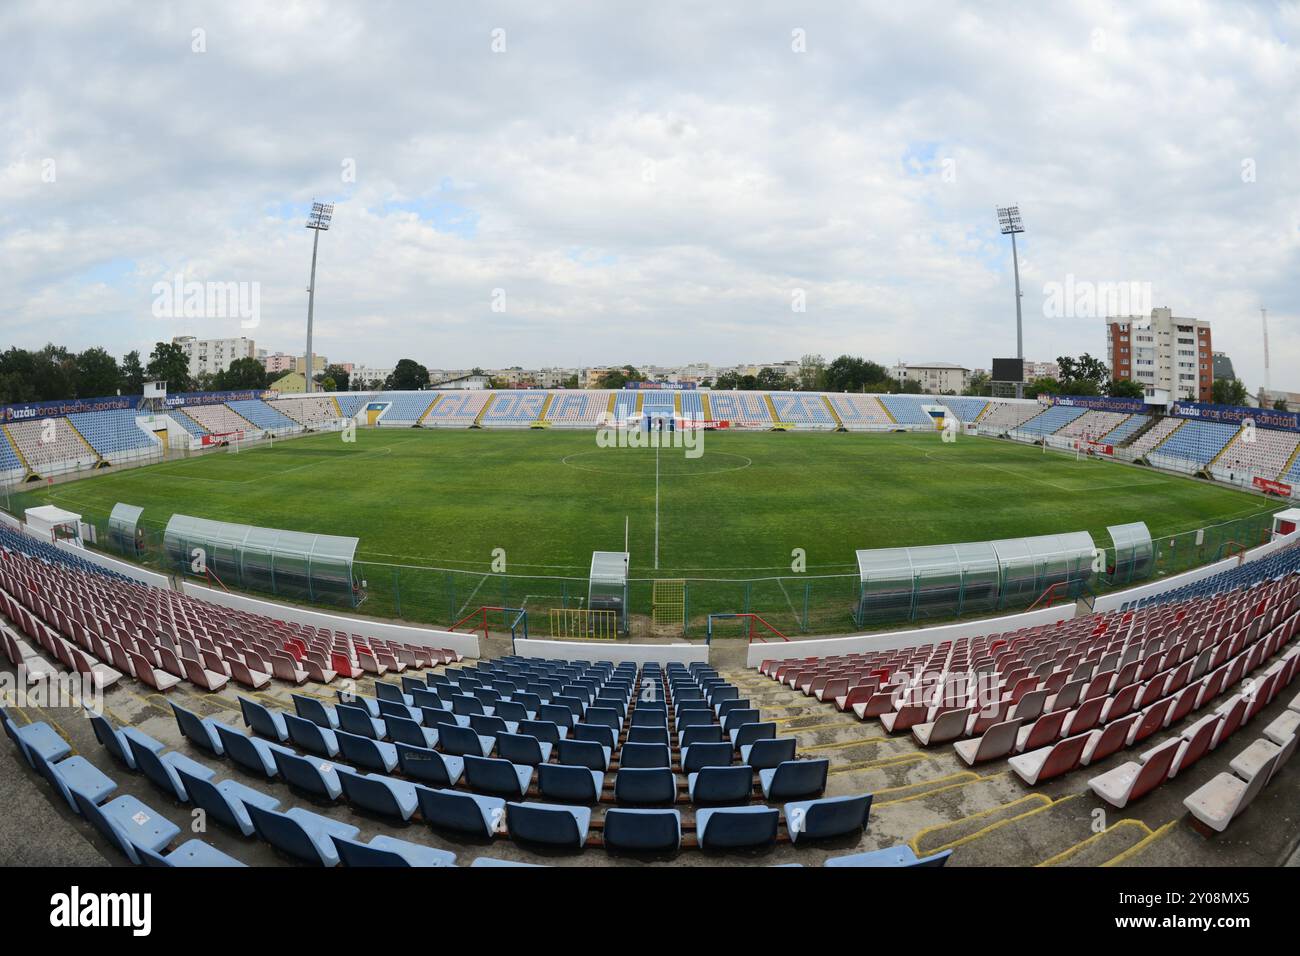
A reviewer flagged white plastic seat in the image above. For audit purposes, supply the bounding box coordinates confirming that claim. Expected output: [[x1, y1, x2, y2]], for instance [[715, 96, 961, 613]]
[[1087, 737, 1180, 808], [1262, 710, 1299, 747], [1183, 752, 1279, 833]]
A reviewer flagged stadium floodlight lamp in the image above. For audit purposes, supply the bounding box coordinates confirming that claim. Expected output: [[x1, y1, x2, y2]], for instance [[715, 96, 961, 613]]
[[303, 201, 335, 393], [996, 205, 1026, 397]]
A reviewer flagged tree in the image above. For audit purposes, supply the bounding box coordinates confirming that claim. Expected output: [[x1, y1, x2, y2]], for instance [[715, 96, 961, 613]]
[[319, 376, 337, 393], [386, 359, 430, 391], [1108, 378, 1145, 399], [596, 365, 646, 390], [1211, 378, 1248, 406], [756, 368, 795, 391], [823, 355, 889, 393], [321, 364, 350, 392], [30, 344, 77, 401], [1055, 353, 1109, 395], [74, 347, 121, 397], [562, 374, 579, 389], [964, 371, 991, 397], [215, 357, 268, 391], [0, 347, 36, 404], [1274, 398, 1290, 412], [1024, 376, 1061, 399], [145, 341, 192, 392], [121, 350, 145, 395], [797, 354, 826, 392]]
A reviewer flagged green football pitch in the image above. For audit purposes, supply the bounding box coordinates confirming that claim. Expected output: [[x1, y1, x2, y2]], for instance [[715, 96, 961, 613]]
[[9, 428, 1282, 635]]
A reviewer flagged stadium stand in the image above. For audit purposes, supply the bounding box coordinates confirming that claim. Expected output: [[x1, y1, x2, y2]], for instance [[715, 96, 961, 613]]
[[181, 403, 254, 436], [640, 392, 676, 419], [973, 400, 1043, 431], [1100, 414, 1150, 446], [1013, 404, 1089, 436], [4, 417, 99, 473], [334, 393, 376, 419], [1125, 415, 1183, 457], [770, 392, 836, 426], [1285, 451, 1300, 487], [1123, 541, 1300, 611], [479, 391, 549, 426], [1054, 410, 1131, 441], [422, 390, 491, 427], [0, 428, 23, 476], [613, 391, 638, 421], [224, 399, 300, 432], [707, 392, 773, 426], [936, 396, 988, 422], [546, 390, 611, 426], [65, 408, 159, 459], [1212, 427, 1300, 481], [166, 408, 209, 436], [826, 394, 892, 429], [372, 392, 436, 425], [679, 391, 704, 422], [269, 396, 340, 427], [1149, 420, 1240, 467], [877, 395, 935, 426]]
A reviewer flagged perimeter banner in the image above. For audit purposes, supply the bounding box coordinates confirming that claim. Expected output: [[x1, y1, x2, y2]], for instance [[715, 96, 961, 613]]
[[1170, 401, 1300, 434]]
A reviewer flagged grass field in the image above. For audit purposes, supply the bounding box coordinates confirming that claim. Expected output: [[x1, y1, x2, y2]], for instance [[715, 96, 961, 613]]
[[8, 428, 1282, 636]]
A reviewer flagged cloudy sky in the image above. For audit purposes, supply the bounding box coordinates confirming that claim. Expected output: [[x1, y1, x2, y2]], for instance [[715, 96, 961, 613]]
[[2, 1, 1297, 386]]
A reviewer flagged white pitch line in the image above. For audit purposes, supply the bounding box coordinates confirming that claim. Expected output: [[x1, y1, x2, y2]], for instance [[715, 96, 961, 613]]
[[654, 440, 661, 571]]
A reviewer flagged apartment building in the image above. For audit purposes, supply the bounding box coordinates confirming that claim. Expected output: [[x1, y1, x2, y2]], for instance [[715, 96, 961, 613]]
[[1106, 307, 1212, 402]]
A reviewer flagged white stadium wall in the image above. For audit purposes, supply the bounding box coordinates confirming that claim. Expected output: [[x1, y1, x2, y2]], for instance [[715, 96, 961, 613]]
[[54, 540, 172, 589], [515, 638, 710, 665]]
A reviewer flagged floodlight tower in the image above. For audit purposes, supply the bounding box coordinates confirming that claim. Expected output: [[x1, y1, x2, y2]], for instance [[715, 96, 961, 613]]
[[304, 201, 334, 394], [997, 205, 1026, 398], [1261, 306, 1271, 399]]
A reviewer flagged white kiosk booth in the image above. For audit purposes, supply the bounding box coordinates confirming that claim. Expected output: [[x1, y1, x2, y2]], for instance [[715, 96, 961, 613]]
[[1272, 508, 1300, 537], [25, 505, 84, 546]]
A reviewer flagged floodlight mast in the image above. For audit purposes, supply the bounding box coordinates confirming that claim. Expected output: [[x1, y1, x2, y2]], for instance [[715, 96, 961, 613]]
[[304, 201, 334, 394], [997, 205, 1026, 399]]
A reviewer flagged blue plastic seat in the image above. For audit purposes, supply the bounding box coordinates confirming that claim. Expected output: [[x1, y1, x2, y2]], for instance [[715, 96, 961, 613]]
[[421, 706, 470, 730], [463, 754, 534, 798], [676, 709, 714, 729], [395, 743, 464, 786], [383, 715, 438, 750], [410, 687, 445, 711], [620, 742, 671, 769], [238, 696, 288, 741], [340, 693, 380, 717], [603, 808, 682, 852], [716, 698, 752, 719], [471, 857, 544, 867], [338, 770, 421, 820], [284, 712, 340, 757], [557, 738, 611, 770], [688, 765, 754, 804], [741, 737, 797, 769], [88, 713, 165, 771], [337, 703, 386, 740], [506, 801, 591, 848], [625, 726, 670, 746], [2, 708, 71, 767], [470, 714, 517, 737], [497, 732, 553, 766], [332, 834, 457, 867], [376, 698, 422, 722], [586, 706, 623, 735], [679, 725, 725, 747], [29, 745, 117, 812], [271, 749, 352, 800], [71, 788, 182, 865], [696, 805, 780, 849], [170, 702, 224, 754], [730, 722, 777, 750], [759, 759, 829, 800], [126, 737, 217, 802], [246, 803, 360, 866], [537, 763, 604, 803], [438, 723, 495, 757], [292, 693, 339, 729], [175, 768, 280, 836], [824, 845, 951, 867], [630, 709, 668, 729], [538, 703, 576, 728], [785, 793, 873, 843], [374, 680, 413, 706], [416, 786, 505, 838], [138, 839, 246, 867], [681, 741, 734, 774], [722, 708, 760, 734], [572, 722, 617, 750], [213, 722, 292, 778], [336, 729, 400, 772], [614, 767, 677, 805]]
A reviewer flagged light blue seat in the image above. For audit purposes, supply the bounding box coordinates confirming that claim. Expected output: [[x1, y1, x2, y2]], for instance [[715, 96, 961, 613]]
[[676, 709, 714, 729], [416, 786, 505, 838], [410, 688, 445, 711], [614, 767, 677, 805], [537, 763, 604, 803], [603, 808, 682, 852], [688, 765, 754, 804], [463, 754, 534, 798], [374, 680, 414, 706], [213, 722, 293, 778], [696, 805, 780, 849], [292, 694, 339, 729], [384, 714, 439, 749], [438, 723, 495, 757], [88, 713, 165, 770], [471, 857, 544, 867], [681, 742, 734, 774], [376, 698, 422, 722], [741, 737, 797, 769], [126, 737, 217, 802], [470, 714, 518, 737], [722, 708, 759, 734], [824, 845, 952, 867], [2, 708, 71, 767], [730, 722, 777, 750], [785, 793, 873, 843], [759, 759, 829, 800], [506, 801, 591, 848], [538, 703, 576, 729], [557, 738, 611, 771], [284, 712, 340, 757], [338, 770, 421, 820], [679, 725, 725, 747], [71, 788, 182, 866], [29, 746, 117, 812], [246, 804, 360, 867], [586, 706, 623, 736], [238, 696, 288, 741], [620, 743, 670, 769], [339, 692, 380, 718], [626, 726, 670, 746], [138, 839, 246, 867], [336, 729, 400, 772], [332, 834, 457, 867], [337, 703, 386, 740], [170, 702, 224, 754], [497, 732, 553, 766], [271, 749, 352, 800], [175, 768, 280, 837], [572, 722, 617, 750], [395, 743, 464, 786], [421, 706, 472, 730], [716, 698, 752, 719], [494, 700, 533, 723], [630, 709, 668, 729]]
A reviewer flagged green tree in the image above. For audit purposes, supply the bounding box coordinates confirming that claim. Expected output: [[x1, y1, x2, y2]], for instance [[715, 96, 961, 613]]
[[823, 355, 888, 393], [1055, 353, 1109, 395], [121, 350, 145, 394], [74, 347, 122, 397], [797, 354, 826, 391], [30, 344, 77, 401], [964, 371, 991, 397], [1211, 378, 1248, 406], [146, 341, 192, 392], [1107, 378, 1145, 399], [386, 359, 430, 390], [1024, 376, 1061, 399], [756, 368, 795, 391], [1272, 398, 1289, 412], [215, 357, 269, 391], [319, 376, 337, 393], [321, 364, 350, 392], [0, 347, 36, 403], [596, 365, 646, 390], [562, 374, 579, 389]]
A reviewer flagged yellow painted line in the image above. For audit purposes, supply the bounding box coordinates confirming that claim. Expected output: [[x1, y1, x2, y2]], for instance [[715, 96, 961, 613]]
[[123, 688, 171, 714], [798, 736, 887, 752], [829, 753, 930, 775], [867, 770, 979, 799], [875, 771, 1004, 807], [923, 794, 1080, 856], [1037, 819, 1152, 868], [778, 719, 866, 734], [1101, 818, 1179, 867], [907, 793, 1051, 855]]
